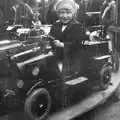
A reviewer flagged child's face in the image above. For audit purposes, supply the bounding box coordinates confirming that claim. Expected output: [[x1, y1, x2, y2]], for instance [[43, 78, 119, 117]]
[[58, 9, 74, 24]]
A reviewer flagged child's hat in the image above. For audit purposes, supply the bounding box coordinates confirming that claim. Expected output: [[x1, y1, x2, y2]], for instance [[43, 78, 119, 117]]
[[54, 0, 79, 14]]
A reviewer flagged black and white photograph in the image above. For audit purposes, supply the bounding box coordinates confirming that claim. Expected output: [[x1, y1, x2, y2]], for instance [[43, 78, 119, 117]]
[[0, 0, 120, 120]]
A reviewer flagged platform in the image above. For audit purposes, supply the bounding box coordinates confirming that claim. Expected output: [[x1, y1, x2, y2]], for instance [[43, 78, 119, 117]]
[[47, 71, 120, 120], [3, 70, 120, 120]]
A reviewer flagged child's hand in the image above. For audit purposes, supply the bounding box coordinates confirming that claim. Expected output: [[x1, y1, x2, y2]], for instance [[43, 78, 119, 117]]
[[53, 40, 64, 47]]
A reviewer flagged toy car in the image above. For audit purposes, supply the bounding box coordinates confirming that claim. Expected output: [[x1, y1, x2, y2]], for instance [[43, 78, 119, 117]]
[[6, 20, 51, 41], [0, 31, 112, 120], [6, 24, 24, 40]]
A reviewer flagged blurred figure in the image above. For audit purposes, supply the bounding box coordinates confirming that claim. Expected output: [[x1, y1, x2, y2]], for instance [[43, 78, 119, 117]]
[[33, 13, 42, 29], [13, 0, 34, 27], [100, 0, 116, 26], [89, 0, 116, 42], [32, 0, 42, 28], [101, 0, 116, 52], [46, 2, 58, 24]]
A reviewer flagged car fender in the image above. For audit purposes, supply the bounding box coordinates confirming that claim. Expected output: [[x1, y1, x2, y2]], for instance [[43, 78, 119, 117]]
[[100, 62, 112, 75], [26, 80, 47, 96]]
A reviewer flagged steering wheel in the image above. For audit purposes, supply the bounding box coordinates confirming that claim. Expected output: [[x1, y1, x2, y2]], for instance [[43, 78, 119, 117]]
[[40, 34, 55, 44], [39, 34, 55, 52], [46, 35, 57, 52], [47, 35, 55, 41]]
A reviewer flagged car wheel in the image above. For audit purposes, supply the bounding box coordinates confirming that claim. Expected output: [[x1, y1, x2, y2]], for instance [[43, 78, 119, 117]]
[[112, 51, 119, 72], [10, 33, 19, 40], [99, 66, 112, 90], [24, 88, 51, 120]]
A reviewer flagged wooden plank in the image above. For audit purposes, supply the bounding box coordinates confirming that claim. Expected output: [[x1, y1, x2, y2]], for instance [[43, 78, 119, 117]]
[[65, 77, 88, 85], [47, 71, 120, 120]]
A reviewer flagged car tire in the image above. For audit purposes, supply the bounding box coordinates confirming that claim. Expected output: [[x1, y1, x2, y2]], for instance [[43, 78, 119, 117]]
[[99, 66, 112, 90], [24, 88, 51, 120], [112, 51, 119, 72]]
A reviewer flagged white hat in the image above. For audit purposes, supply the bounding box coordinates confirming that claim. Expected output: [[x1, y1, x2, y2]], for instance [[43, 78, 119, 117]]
[[54, 0, 79, 14]]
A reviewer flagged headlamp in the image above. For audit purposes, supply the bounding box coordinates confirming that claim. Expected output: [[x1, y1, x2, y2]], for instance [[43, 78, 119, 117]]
[[32, 67, 40, 76], [16, 80, 24, 88]]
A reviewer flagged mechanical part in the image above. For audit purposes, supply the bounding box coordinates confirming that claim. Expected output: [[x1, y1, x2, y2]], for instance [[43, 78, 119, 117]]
[[99, 65, 112, 90], [4, 89, 15, 97], [24, 88, 51, 120]]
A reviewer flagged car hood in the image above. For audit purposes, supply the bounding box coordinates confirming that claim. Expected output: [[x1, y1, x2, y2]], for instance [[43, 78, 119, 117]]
[[0, 38, 53, 76], [0, 39, 42, 58]]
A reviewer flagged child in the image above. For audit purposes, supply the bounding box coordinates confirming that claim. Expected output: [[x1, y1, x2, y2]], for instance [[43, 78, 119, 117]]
[[49, 0, 88, 55], [49, 0, 88, 72]]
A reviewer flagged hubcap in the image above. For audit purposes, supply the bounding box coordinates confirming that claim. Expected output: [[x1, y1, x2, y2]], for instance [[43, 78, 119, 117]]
[[103, 73, 110, 85], [31, 95, 48, 118]]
